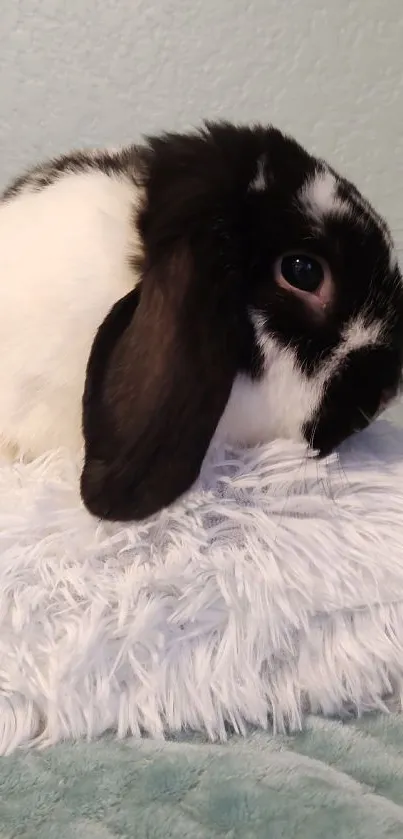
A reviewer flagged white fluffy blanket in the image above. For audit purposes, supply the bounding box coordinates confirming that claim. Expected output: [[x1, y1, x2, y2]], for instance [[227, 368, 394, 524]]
[[0, 419, 403, 754]]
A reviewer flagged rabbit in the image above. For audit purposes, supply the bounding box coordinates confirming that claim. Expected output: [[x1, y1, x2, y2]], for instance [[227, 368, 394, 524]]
[[0, 123, 402, 522]]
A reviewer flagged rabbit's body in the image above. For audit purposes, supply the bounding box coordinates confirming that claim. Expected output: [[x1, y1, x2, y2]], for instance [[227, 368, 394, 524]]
[[0, 157, 144, 458], [1, 123, 402, 521]]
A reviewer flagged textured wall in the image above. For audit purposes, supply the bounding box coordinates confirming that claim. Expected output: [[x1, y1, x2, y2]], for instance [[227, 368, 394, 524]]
[[1, 0, 402, 250]]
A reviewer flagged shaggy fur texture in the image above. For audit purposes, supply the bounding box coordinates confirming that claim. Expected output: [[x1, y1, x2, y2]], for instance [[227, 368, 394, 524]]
[[0, 418, 403, 753]]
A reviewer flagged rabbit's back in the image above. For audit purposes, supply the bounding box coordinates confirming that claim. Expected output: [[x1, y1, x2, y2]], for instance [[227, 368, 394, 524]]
[[0, 162, 143, 460]]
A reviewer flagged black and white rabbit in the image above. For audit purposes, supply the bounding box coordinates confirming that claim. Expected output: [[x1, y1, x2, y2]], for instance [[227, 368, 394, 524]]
[[1, 122, 402, 521]]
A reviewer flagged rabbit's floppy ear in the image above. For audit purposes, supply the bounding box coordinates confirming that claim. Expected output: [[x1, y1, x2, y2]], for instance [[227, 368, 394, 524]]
[[81, 243, 250, 521]]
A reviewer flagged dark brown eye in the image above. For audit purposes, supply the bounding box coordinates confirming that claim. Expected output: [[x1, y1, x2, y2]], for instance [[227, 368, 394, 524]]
[[280, 254, 324, 292], [274, 252, 333, 313]]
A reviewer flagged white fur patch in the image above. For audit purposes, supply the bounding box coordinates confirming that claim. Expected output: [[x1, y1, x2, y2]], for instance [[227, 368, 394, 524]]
[[216, 314, 383, 448], [249, 156, 266, 192], [340, 318, 382, 356], [301, 170, 398, 276], [216, 334, 320, 445], [0, 169, 143, 459], [335, 182, 398, 269], [299, 170, 349, 225], [300, 170, 335, 216]]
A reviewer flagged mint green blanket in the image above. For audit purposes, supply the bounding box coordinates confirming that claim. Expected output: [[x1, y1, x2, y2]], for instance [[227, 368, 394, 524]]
[[2, 715, 403, 838]]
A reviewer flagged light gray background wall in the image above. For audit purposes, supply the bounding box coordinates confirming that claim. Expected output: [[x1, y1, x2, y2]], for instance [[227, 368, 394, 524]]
[[1, 0, 402, 249]]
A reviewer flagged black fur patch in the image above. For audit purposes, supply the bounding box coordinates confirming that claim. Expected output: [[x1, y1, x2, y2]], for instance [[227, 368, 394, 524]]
[[304, 345, 403, 456]]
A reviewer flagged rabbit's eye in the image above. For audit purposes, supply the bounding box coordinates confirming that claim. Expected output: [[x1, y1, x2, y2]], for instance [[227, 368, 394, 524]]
[[274, 252, 333, 313], [279, 254, 324, 292]]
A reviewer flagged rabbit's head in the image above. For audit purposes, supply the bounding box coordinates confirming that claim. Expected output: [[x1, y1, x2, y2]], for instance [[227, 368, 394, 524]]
[[81, 123, 403, 520]]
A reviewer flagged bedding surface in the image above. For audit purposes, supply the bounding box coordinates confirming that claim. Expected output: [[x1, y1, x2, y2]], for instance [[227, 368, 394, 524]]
[[2, 716, 403, 838], [1, 404, 403, 837]]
